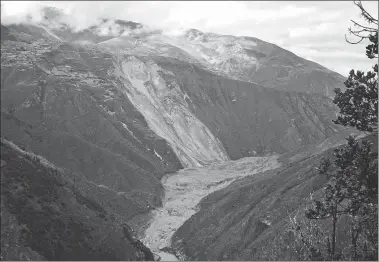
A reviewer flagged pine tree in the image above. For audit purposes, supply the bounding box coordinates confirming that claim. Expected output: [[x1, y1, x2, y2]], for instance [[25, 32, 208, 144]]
[[304, 1, 378, 260], [334, 1, 378, 133], [306, 136, 378, 260]]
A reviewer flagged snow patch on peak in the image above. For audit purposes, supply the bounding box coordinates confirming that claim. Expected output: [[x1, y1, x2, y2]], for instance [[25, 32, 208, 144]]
[[97, 28, 259, 79]]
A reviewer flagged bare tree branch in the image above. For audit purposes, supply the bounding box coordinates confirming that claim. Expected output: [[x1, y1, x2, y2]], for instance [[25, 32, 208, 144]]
[[345, 2, 378, 46], [345, 33, 366, 44]]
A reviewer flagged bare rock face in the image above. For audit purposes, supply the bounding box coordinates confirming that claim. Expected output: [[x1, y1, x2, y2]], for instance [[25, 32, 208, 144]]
[[111, 55, 229, 167]]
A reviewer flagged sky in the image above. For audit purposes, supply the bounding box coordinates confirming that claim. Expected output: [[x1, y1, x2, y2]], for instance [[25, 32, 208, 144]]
[[1, 1, 378, 76]]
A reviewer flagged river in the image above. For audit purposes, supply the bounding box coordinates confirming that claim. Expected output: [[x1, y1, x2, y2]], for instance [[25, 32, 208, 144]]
[[141, 155, 281, 261]]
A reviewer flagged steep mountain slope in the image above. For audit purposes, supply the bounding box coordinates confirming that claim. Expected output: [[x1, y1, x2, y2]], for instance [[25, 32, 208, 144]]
[[1, 138, 155, 261], [0, 36, 183, 230], [171, 132, 371, 261], [151, 56, 343, 158]]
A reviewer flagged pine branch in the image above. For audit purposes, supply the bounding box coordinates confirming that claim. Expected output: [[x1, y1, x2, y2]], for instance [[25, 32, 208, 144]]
[[354, 0, 379, 25], [351, 20, 378, 32]]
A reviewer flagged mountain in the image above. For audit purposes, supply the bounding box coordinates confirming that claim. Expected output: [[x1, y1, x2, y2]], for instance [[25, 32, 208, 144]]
[[1, 22, 346, 162], [1, 9, 353, 260], [1, 20, 347, 165]]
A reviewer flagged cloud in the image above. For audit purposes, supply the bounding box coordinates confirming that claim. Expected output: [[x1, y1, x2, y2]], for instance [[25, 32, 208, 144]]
[[1, 1, 377, 76], [1, 1, 45, 24]]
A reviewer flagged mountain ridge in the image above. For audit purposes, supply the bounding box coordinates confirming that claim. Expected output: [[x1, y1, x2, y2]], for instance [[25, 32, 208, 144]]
[[2, 7, 346, 98]]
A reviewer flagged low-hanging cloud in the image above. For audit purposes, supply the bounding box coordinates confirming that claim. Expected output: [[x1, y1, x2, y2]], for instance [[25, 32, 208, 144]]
[[1, 1, 377, 76]]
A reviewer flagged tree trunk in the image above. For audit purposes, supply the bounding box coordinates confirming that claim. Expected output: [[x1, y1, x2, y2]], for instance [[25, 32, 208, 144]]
[[352, 220, 361, 260], [331, 210, 337, 260]]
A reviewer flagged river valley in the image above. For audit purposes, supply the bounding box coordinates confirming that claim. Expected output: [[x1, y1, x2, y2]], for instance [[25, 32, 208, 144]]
[[141, 156, 281, 260]]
